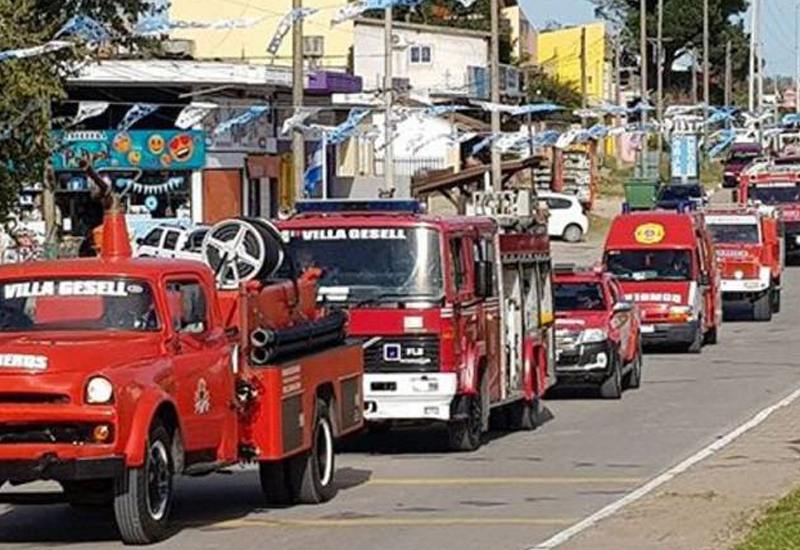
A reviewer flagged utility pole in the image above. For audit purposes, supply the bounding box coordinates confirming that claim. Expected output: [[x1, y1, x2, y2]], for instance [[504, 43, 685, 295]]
[[657, 0, 664, 156], [383, 6, 395, 194], [725, 40, 732, 107], [692, 47, 699, 105], [490, 0, 501, 191], [749, 0, 757, 111], [796, 3, 799, 113], [292, 0, 305, 201], [580, 26, 588, 109], [703, 0, 710, 155], [640, 0, 648, 176], [756, 0, 763, 111]]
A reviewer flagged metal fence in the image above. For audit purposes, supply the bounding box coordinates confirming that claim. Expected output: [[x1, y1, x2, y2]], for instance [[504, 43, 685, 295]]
[[374, 157, 446, 178]]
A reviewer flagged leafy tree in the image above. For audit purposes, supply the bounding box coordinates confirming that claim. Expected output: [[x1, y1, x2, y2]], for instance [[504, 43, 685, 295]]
[[526, 68, 582, 108], [590, 0, 749, 103], [0, 0, 151, 227]]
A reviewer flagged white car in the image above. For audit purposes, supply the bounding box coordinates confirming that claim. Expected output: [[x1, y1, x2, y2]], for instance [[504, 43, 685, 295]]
[[539, 192, 590, 243], [136, 224, 209, 261]]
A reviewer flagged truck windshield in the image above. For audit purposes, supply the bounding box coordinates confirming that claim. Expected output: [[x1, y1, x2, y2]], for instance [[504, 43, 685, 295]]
[[707, 223, 760, 244], [554, 282, 606, 311], [605, 250, 693, 281], [749, 185, 800, 205], [282, 227, 444, 304], [0, 279, 159, 333]]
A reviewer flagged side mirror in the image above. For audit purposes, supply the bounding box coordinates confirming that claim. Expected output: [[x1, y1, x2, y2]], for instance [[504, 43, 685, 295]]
[[136, 237, 144, 246], [612, 301, 634, 314]]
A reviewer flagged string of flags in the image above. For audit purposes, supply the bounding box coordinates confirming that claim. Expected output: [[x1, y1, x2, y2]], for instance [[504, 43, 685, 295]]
[[134, 15, 269, 37], [175, 103, 218, 130], [212, 105, 269, 137], [267, 8, 318, 55], [118, 104, 159, 131], [70, 101, 109, 127]]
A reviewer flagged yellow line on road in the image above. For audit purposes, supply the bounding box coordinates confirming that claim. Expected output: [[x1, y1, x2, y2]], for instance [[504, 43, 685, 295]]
[[364, 476, 643, 486], [210, 517, 577, 529]]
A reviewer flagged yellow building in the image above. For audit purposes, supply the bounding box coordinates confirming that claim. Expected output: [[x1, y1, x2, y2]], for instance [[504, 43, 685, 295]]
[[169, 0, 354, 70], [503, 6, 537, 66], [536, 22, 607, 102]]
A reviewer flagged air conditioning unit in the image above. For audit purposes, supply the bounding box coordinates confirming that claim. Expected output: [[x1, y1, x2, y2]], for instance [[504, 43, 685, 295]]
[[161, 39, 195, 59], [304, 36, 325, 58], [391, 34, 410, 50]]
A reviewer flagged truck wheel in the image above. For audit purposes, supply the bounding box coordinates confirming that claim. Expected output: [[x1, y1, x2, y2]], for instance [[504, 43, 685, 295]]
[[687, 323, 704, 354], [114, 423, 173, 545], [289, 399, 337, 504], [508, 397, 543, 431], [704, 325, 719, 346], [771, 287, 782, 313], [599, 352, 622, 399], [447, 374, 485, 452], [624, 344, 643, 390], [753, 294, 773, 322], [562, 224, 584, 243], [259, 461, 293, 505]]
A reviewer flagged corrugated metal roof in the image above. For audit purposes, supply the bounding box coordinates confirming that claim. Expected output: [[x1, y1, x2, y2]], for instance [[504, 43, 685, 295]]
[[70, 60, 295, 88]]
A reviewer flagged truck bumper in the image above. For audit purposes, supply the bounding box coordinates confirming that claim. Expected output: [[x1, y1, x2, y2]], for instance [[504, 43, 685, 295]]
[[640, 321, 700, 346], [364, 373, 457, 422], [0, 455, 124, 484], [555, 341, 613, 385]]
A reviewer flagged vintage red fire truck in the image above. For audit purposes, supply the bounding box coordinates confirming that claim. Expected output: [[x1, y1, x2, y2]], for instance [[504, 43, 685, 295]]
[[278, 195, 557, 452], [603, 210, 722, 353], [737, 161, 800, 260], [0, 206, 363, 544], [704, 207, 783, 321], [553, 265, 643, 399]]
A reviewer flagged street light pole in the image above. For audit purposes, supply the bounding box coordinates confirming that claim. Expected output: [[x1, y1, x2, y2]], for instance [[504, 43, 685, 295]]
[[490, 0, 502, 191], [703, 0, 710, 155], [292, 0, 305, 201], [639, 0, 648, 176], [384, 6, 395, 194]]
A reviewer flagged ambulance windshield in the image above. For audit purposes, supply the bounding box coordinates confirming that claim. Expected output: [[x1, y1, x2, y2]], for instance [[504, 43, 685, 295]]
[[749, 184, 800, 205], [605, 250, 693, 282], [0, 279, 159, 333], [282, 227, 444, 304]]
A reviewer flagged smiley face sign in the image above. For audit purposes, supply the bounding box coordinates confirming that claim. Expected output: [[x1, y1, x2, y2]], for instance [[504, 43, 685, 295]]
[[634, 223, 666, 245], [169, 134, 194, 163]]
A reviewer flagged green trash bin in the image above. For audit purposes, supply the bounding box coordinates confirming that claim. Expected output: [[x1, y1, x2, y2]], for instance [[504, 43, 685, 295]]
[[624, 178, 659, 210]]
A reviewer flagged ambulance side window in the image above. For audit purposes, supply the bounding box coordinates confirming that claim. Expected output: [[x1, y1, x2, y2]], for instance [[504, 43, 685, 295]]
[[165, 281, 208, 335], [450, 238, 466, 293]]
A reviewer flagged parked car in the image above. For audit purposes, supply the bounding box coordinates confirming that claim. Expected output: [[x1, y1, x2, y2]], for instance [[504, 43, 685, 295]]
[[554, 265, 643, 399], [136, 224, 209, 261], [540, 192, 590, 243], [655, 182, 707, 210]]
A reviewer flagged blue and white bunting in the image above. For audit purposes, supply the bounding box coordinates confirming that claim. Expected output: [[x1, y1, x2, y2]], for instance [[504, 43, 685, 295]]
[[281, 107, 320, 136], [304, 144, 324, 197], [267, 8, 318, 55], [332, 0, 425, 25], [70, 101, 109, 127], [175, 102, 217, 130], [327, 108, 371, 145], [118, 104, 159, 131], [212, 105, 269, 136], [0, 41, 73, 62], [135, 15, 269, 36], [55, 15, 112, 43]]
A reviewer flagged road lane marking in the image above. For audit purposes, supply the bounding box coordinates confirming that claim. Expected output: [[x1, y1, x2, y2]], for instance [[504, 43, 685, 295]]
[[527, 385, 800, 550], [208, 517, 577, 529], [365, 477, 643, 486]]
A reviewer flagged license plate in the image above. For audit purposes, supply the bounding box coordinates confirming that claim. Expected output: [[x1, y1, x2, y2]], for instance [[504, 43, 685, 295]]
[[641, 324, 655, 334]]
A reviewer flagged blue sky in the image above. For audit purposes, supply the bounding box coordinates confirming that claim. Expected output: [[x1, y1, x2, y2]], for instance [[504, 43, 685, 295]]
[[523, 0, 798, 75]]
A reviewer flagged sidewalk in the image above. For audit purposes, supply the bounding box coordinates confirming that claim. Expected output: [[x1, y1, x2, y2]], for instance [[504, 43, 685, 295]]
[[540, 389, 800, 550]]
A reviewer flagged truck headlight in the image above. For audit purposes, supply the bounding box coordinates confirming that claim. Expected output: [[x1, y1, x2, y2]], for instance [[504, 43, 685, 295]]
[[734, 270, 744, 280], [580, 329, 608, 344], [85, 377, 114, 404], [668, 305, 695, 321]]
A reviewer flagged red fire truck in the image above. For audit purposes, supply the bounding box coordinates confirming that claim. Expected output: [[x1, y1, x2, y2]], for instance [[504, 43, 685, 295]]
[[737, 161, 800, 260], [0, 198, 363, 543], [704, 207, 784, 320], [278, 194, 557, 452]]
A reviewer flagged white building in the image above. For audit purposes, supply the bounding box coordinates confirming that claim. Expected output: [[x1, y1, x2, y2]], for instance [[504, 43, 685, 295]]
[[353, 19, 495, 100]]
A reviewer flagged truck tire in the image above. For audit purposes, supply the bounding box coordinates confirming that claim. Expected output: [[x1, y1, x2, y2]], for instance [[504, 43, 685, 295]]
[[508, 397, 543, 431], [562, 224, 584, 243], [289, 399, 337, 504], [624, 343, 643, 390], [753, 294, 773, 322], [772, 287, 781, 314], [687, 323, 704, 354], [704, 325, 719, 345], [259, 461, 293, 505], [447, 374, 485, 452], [114, 423, 173, 545], [599, 353, 622, 399]]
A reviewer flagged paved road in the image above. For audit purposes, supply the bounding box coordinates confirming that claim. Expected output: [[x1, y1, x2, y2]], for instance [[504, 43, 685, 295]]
[[4, 227, 800, 550]]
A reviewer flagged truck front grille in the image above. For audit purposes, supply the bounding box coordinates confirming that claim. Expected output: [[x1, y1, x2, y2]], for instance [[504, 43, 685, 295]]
[[0, 423, 102, 445], [363, 335, 440, 373]]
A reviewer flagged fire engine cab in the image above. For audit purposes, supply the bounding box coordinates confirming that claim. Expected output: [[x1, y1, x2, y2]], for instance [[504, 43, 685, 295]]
[[278, 194, 556, 452], [0, 187, 363, 544], [603, 210, 722, 353], [738, 161, 800, 260], [704, 207, 783, 320]]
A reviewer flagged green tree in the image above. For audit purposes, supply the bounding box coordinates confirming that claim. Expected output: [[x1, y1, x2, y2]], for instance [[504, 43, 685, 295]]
[[526, 68, 582, 108], [0, 0, 151, 226], [591, 0, 749, 103]]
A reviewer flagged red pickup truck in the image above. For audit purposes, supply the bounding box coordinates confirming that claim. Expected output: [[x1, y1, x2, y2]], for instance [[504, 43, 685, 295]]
[[0, 211, 363, 544], [553, 265, 643, 399]]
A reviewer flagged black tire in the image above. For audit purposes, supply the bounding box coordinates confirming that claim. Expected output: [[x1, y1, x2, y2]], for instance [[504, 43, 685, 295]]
[[704, 325, 719, 345], [447, 374, 485, 452], [562, 224, 584, 243], [508, 397, 543, 431], [599, 352, 622, 399], [259, 461, 293, 506], [113, 423, 173, 545], [687, 323, 703, 353], [772, 287, 781, 314], [288, 399, 337, 504], [624, 343, 643, 390], [753, 294, 773, 322]]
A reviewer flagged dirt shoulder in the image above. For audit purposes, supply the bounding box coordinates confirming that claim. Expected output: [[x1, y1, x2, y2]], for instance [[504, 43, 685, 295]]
[[547, 390, 800, 550]]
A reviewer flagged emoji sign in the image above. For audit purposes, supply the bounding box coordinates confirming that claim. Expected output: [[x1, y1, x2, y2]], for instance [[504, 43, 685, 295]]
[[634, 223, 666, 245], [112, 132, 131, 154], [148, 134, 165, 155], [169, 134, 194, 163]]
